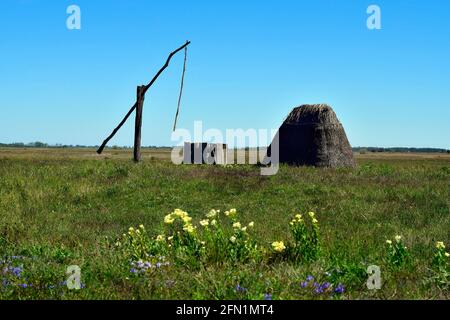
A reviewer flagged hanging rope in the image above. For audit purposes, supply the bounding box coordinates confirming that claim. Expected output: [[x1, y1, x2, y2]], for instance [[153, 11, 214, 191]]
[[172, 44, 188, 132]]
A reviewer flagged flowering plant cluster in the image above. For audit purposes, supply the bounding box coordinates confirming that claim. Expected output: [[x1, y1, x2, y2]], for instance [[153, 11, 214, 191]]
[[119, 208, 261, 270], [129, 256, 170, 275], [288, 212, 320, 261], [1, 256, 31, 290], [119, 209, 325, 270], [431, 241, 449, 288], [223, 209, 259, 262], [433, 241, 450, 270], [386, 235, 409, 268], [163, 209, 204, 259], [300, 275, 345, 298], [119, 224, 153, 261]]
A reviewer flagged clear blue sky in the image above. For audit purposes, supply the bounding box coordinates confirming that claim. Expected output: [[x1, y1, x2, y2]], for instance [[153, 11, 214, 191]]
[[1, 0, 449, 148]]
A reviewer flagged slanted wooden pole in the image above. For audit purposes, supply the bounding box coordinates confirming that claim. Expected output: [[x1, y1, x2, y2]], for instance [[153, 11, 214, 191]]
[[133, 85, 145, 162]]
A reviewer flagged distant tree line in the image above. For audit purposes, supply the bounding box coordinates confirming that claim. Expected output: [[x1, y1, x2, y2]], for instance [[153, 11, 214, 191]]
[[0, 142, 448, 153], [0, 142, 172, 149], [0, 142, 98, 148], [353, 147, 449, 154]]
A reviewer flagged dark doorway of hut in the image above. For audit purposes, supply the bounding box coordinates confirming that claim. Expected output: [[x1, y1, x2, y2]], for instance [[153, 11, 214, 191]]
[[96, 41, 190, 162]]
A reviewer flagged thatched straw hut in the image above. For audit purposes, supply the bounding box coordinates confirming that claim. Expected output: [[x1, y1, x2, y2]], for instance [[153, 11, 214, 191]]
[[266, 104, 355, 168]]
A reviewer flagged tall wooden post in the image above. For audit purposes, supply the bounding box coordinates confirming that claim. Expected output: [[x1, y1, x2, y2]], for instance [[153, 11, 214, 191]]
[[134, 85, 145, 162]]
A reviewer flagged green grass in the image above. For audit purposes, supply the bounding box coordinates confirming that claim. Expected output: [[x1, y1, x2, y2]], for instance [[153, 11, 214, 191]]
[[0, 150, 449, 299]]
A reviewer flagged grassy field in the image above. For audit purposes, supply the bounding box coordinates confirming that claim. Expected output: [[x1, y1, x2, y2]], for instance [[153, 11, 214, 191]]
[[0, 148, 449, 299]]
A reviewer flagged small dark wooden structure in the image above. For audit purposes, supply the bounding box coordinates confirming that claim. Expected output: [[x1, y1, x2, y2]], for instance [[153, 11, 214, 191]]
[[97, 41, 190, 162], [183, 142, 227, 165]]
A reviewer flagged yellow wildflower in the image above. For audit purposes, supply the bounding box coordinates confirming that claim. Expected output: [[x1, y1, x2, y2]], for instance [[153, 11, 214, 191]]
[[308, 212, 315, 218], [173, 209, 188, 218], [241, 226, 247, 232], [211, 219, 217, 226], [139, 224, 145, 230], [229, 236, 236, 243], [199, 219, 210, 227], [386, 240, 392, 245], [445, 252, 450, 257], [206, 209, 219, 218], [167, 236, 174, 241], [395, 235, 402, 242], [271, 241, 286, 253], [164, 214, 175, 224], [248, 222, 254, 228], [436, 241, 445, 249], [312, 218, 318, 224], [182, 216, 192, 224], [232, 222, 242, 229], [156, 235, 165, 242], [183, 224, 195, 233], [225, 208, 237, 218]]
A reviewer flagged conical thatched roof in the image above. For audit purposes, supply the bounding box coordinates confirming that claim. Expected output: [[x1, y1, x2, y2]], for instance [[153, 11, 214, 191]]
[[266, 104, 355, 168]]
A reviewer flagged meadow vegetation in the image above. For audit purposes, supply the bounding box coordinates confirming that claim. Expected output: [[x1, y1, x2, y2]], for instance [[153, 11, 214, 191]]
[[0, 148, 449, 299]]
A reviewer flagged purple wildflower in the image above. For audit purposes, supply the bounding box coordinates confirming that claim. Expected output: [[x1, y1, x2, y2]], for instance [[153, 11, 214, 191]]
[[306, 275, 314, 282], [264, 293, 272, 300], [235, 284, 247, 293], [8, 266, 23, 278], [334, 283, 345, 294], [322, 282, 331, 290], [130, 268, 138, 274], [300, 281, 308, 288]]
